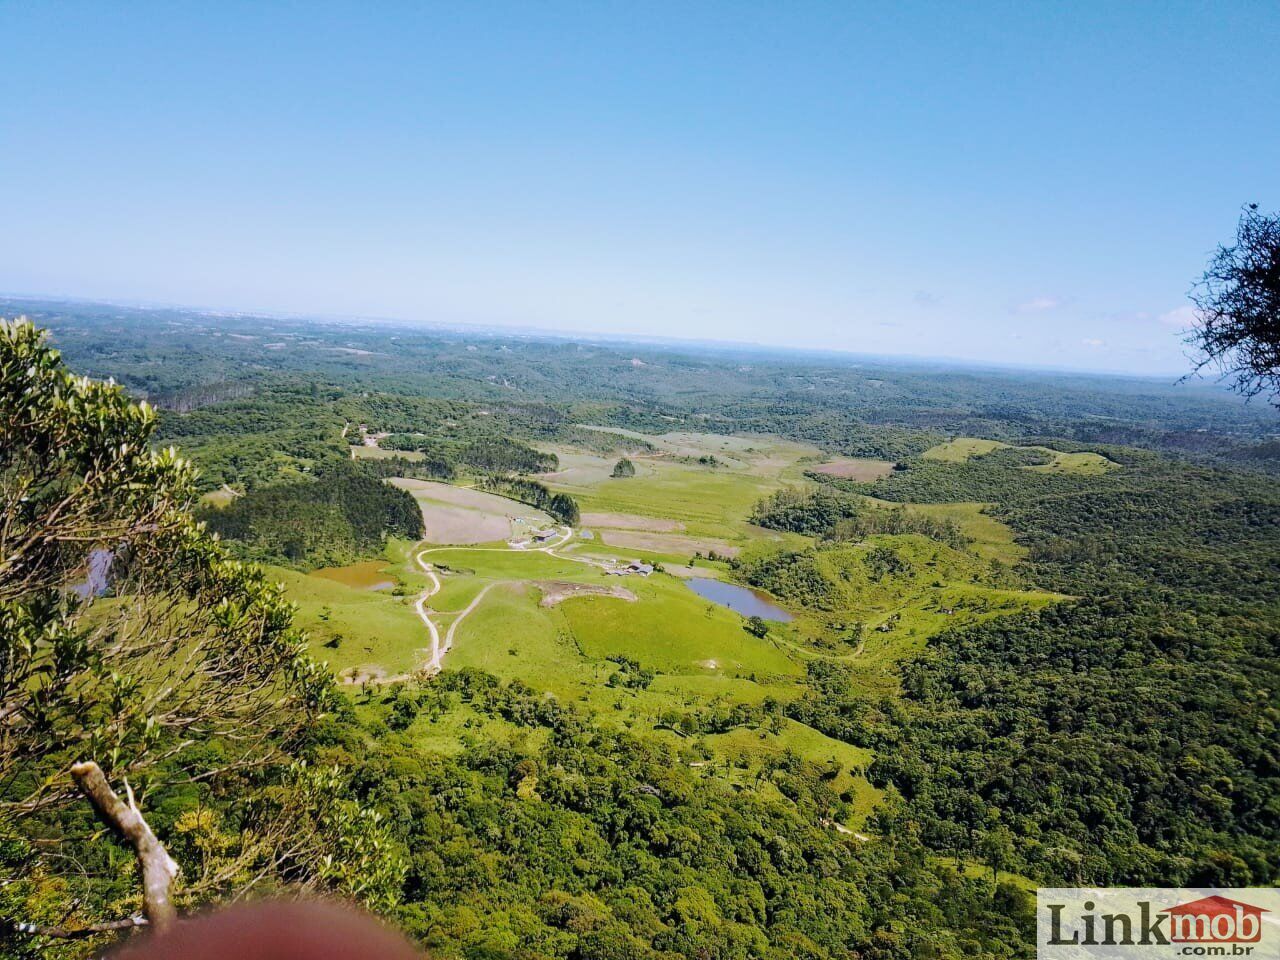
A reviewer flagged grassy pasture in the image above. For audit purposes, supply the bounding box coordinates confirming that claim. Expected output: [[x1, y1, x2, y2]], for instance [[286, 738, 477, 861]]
[[551, 429, 824, 542], [427, 575, 495, 613], [1025, 449, 1114, 474], [579, 511, 683, 531], [283, 427, 1067, 834], [199, 486, 240, 508], [445, 583, 587, 698], [575, 426, 818, 469], [559, 574, 802, 678], [424, 547, 592, 581], [921, 437, 1007, 461], [539, 449, 620, 486], [597, 528, 740, 558], [899, 500, 1028, 564], [922, 436, 1116, 474], [557, 463, 773, 538], [279, 564, 425, 679]]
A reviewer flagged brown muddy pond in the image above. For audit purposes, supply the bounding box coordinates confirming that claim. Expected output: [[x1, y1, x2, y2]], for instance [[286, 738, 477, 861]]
[[311, 560, 396, 591]]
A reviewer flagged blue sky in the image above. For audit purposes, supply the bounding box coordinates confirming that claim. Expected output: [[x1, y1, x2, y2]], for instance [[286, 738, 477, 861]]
[[2, 1, 1277, 374]]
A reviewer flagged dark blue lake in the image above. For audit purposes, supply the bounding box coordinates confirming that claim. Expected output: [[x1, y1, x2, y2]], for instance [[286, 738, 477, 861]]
[[685, 578, 794, 622]]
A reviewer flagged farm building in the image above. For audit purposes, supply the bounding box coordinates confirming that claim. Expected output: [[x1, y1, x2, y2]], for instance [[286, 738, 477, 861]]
[[605, 559, 654, 577]]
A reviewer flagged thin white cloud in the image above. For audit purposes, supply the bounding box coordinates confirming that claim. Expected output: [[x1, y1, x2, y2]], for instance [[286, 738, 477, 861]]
[[1158, 305, 1197, 329], [1016, 296, 1064, 313], [1081, 337, 1105, 348]]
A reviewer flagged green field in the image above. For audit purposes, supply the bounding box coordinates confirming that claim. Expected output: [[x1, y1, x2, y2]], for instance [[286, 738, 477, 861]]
[[548, 430, 822, 542], [921, 437, 1007, 461], [444, 583, 587, 698], [198, 487, 239, 508], [559, 574, 801, 678], [922, 436, 1116, 474], [1025, 448, 1115, 474], [284, 429, 1062, 830], [901, 500, 1028, 563], [278, 560, 425, 681]]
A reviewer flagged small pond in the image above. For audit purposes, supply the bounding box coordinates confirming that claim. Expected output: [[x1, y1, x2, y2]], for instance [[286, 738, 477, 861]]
[[311, 560, 396, 591], [685, 578, 794, 622]]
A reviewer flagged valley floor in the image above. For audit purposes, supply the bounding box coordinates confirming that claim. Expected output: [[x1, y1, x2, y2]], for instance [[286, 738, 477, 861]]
[[287, 430, 1060, 829]]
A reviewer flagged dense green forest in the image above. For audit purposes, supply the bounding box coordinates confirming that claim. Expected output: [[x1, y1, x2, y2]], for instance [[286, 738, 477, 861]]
[[13, 297, 1277, 488], [306, 672, 1037, 960], [200, 463, 424, 566], [752, 487, 969, 549], [832, 451, 1280, 886]]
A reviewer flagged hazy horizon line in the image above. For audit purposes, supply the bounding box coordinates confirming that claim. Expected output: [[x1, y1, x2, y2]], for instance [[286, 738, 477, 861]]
[[0, 287, 1211, 385]]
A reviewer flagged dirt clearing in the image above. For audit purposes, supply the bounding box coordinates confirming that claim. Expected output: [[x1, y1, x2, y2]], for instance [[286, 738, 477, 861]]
[[809, 458, 897, 481], [599, 529, 739, 558], [581, 511, 684, 532], [419, 504, 515, 544], [535, 581, 638, 607], [389, 478, 551, 544]]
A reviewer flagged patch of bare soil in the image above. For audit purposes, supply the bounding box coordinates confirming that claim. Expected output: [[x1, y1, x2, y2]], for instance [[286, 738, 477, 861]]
[[600, 529, 740, 558], [580, 511, 684, 532], [417, 504, 514, 545], [535, 581, 638, 607], [809, 458, 897, 481], [389, 478, 552, 544], [339, 664, 390, 684]]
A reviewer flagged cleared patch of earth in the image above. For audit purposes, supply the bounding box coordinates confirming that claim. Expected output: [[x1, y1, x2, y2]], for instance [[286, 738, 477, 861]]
[[539, 451, 618, 485], [535, 580, 638, 607], [391, 479, 546, 514], [581, 511, 684, 532], [390, 478, 552, 544], [416, 504, 514, 545], [339, 664, 393, 685], [600, 529, 740, 557], [809, 457, 897, 481]]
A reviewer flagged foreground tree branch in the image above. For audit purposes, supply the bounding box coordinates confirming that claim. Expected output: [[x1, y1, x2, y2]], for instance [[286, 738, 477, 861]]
[[70, 761, 180, 933], [12, 916, 148, 939]]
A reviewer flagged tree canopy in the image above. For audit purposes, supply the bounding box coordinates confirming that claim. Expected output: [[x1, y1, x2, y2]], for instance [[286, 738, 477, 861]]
[[1189, 204, 1280, 403], [0, 319, 338, 944]]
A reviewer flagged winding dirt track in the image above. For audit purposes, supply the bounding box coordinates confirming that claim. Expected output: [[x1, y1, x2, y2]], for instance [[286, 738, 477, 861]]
[[411, 526, 601, 676]]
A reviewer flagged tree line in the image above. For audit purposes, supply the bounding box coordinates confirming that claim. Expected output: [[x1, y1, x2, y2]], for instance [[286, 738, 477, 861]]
[[477, 475, 581, 525]]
